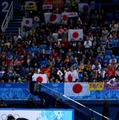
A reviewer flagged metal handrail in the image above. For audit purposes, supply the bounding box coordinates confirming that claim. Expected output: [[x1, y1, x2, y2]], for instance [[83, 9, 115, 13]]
[[40, 83, 112, 120]]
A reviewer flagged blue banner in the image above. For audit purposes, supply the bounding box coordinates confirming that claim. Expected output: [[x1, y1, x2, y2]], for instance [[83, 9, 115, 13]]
[[0, 82, 119, 100], [0, 83, 34, 100], [0, 83, 28, 88], [41, 83, 119, 100]]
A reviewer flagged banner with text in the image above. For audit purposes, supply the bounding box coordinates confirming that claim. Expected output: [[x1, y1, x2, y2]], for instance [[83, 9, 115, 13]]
[[61, 12, 78, 24], [53, 0, 64, 9], [41, 82, 119, 100], [104, 81, 119, 90], [25, 1, 37, 11], [43, 0, 64, 9], [88, 82, 104, 91], [42, 4, 53, 10]]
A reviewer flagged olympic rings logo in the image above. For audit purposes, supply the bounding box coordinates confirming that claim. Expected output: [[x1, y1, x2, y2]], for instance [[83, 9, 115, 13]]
[[1, 114, 20, 120]]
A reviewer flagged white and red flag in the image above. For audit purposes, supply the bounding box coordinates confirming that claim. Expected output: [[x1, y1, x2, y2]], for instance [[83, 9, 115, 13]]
[[64, 71, 73, 82], [61, 12, 68, 24], [44, 13, 61, 24], [68, 29, 83, 41], [78, 3, 89, 13], [64, 82, 90, 97], [61, 12, 78, 24], [32, 74, 48, 83], [22, 18, 33, 27]]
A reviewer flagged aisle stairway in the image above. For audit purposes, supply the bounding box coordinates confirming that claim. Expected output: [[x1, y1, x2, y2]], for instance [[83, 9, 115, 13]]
[[5, 16, 23, 35]]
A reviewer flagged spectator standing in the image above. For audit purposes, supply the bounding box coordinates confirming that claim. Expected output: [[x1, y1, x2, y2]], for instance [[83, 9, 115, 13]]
[[64, 67, 72, 82], [72, 66, 79, 82]]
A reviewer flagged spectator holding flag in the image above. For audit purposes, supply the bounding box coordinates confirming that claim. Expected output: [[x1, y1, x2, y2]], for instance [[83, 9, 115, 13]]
[[72, 66, 79, 82], [64, 67, 72, 82]]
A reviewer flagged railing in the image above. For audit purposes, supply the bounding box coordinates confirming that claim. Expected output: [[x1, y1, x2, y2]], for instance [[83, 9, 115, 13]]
[[1, 1, 14, 32], [40, 83, 112, 120]]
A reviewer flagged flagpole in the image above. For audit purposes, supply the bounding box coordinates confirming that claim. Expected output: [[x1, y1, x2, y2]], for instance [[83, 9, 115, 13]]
[[39, 83, 111, 120]]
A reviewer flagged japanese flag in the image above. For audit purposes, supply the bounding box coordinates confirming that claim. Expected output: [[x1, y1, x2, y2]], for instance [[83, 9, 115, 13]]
[[61, 12, 68, 24], [57, 70, 63, 77], [68, 29, 83, 41], [64, 82, 90, 97], [22, 18, 33, 27], [65, 71, 73, 82], [44, 13, 61, 24], [34, 16, 40, 22], [32, 74, 48, 83], [78, 3, 89, 13]]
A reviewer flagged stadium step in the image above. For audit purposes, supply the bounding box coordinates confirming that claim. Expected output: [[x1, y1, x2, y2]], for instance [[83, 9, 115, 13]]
[[5, 16, 23, 35], [6, 30, 19, 33], [8, 23, 21, 27]]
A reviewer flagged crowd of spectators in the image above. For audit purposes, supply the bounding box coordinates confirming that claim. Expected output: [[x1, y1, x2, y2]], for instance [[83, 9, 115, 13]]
[[0, 0, 119, 83]]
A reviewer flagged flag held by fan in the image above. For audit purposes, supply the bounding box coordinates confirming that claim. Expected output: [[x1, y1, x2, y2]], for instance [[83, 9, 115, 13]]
[[32, 74, 48, 83], [68, 29, 83, 41], [44, 13, 61, 24], [78, 3, 89, 13], [22, 18, 33, 27]]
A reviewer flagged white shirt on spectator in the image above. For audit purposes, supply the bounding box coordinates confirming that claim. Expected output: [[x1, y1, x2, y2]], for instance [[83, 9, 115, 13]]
[[72, 69, 79, 82], [13, 34, 19, 41], [102, 29, 109, 37], [99, 69, 106, 78], [110, 23, 119, 32], [109, 58, 117, 64], [84, 40, 92, 49], [92, 63, 101, 73]]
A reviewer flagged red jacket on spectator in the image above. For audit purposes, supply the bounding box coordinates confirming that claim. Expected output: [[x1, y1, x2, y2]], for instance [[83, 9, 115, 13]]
[[15, 44, 24, 55], [51, 49, 58, 59], [106, 64, 115, 77], [4, 57, 11, 66], [61, 39, 70, 49]]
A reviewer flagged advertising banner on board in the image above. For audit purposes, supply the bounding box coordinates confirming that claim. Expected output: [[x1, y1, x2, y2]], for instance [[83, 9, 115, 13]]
[[88, 82, 104, 91]]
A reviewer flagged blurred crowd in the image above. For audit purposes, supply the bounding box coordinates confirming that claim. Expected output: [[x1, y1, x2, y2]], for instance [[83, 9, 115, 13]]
[[0, 0, 119, 83]]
